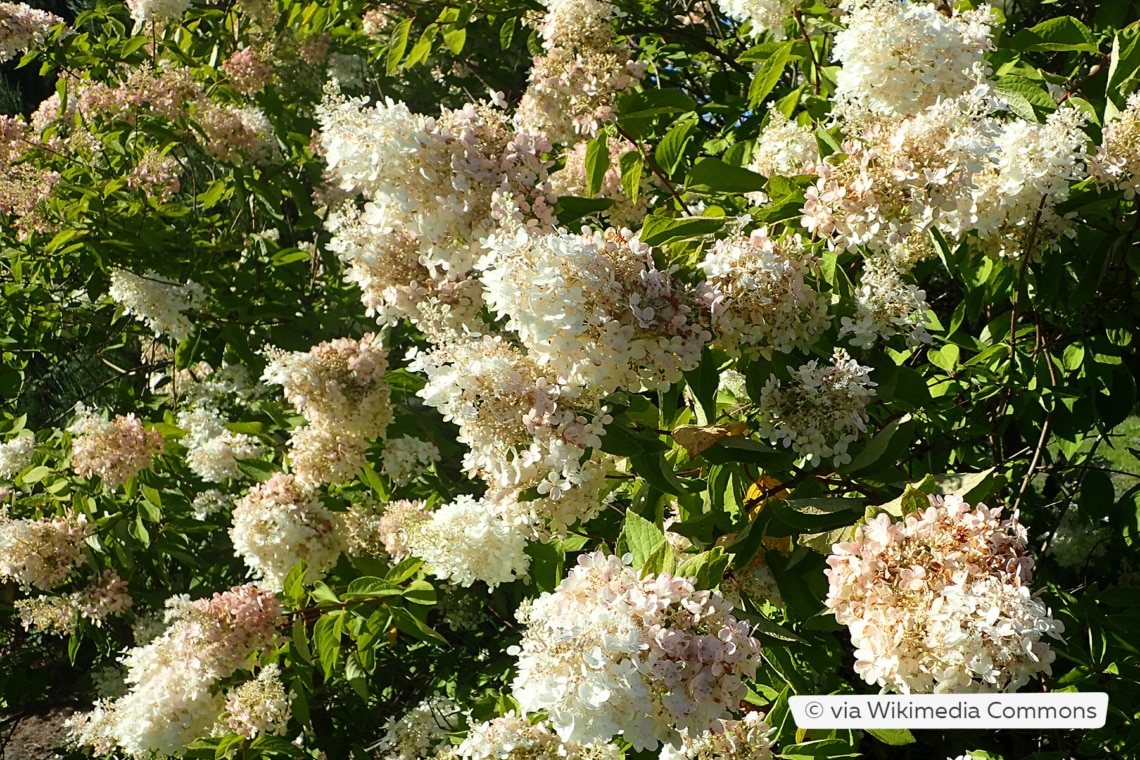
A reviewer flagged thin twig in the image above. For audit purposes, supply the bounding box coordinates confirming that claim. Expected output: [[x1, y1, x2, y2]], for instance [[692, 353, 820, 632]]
[[614, 123, 693, 215]]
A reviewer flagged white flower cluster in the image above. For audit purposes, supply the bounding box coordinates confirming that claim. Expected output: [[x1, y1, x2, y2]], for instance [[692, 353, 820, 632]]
[[749, 111, 819, 180], [0, 509, 90, 590], [756, 349, 875, 466], [549, 137, 657, 229], [0, 2, 62, 63], [698, 229, 828, 356], [839, 258, 931, 348], [192, 489, 230, 520], [402, 494, 531, 589], [126, 0, 190, 24], [713, 0, 795, 40], [832, 0, 994, 116], [481, 228, 710, 393], [178, 405, 262, 483], [659, 713, 774, 760], [802, 89, 1001, 252], [69, 584, 282, 756], [458, 715, 622, 760], [230, 473, 345, 591], [516, 0, 645, 143], [826, 495, 1064, 693], [970, 106, 1089, 258], [510, 552, 760, 750], [1092, 93, 1140, 197], [69, 405, 164, 489], [320, 93, 554, 338], [411, 335, 611, 532], [327, 213, 484, 337], [216, 664, 292, 739], [0, 435, 33, 479], [262, 333, 392, 488], [382, 436, 441, 485], [108, 269, 206, 341], [374, 695, 463, 760]]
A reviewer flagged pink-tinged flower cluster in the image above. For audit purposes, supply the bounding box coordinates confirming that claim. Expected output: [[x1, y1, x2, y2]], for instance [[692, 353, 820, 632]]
[[698, 228, 829, 357], [411, 335, 611, 533], [16, 570, 132, 635], [262, 333, 392, 487], [221, 47, 273, 95], [515, 0, 646, 144], [196, 102, 279, 165], [230, 473, 345, 590], [69, 405, 164, 489], [0, 2, 62, 63], [69, 584, 282, 756], [826, 494, 1064, 693], [509, 552, 761, 750], [0, 509, 90, 590]]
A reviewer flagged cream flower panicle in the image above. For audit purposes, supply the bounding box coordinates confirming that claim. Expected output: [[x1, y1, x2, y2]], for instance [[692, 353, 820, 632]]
[[826, 494, 1063, 694]]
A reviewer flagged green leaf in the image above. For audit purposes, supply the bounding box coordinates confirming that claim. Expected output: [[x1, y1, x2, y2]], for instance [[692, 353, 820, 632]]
[[629, 452, 697, 495], [865, 728, 917, 746], [686, 158, 767, 194], [405, 23, 438, 68], [639, 215, 724, 246], [499, 15, 516, 49], [677, 547, 730, 589], [655, 115, 696, 177], [780, 739, 861, 759], [641, 539, 677, 577], [402, 579, 437, 605], [618, 89, 696, 120], [386, 556, 423, 584], [734, 607, 808, 644], [314, 610, 345, 676], [234, 457, 275, 482], [599, 421, 668, 456], [524, 539, 565, 593], [345, 576, 403, 600], [748, 41, 795, 107], [619, 151, 644, 204], [292, 616, 312, 663], [1010, 16, 1098, 52], [1106, 22, 1140, 116], [214, 733, 244, 759], [311, 582, 340, 605], [928, 344, 960, 373], [585, 133, 610, 197], [554, 196, 614, 226], [842, 415, 910, 473], [770, 498, 865, 534], [442, 26, 466, 55], [197, 179, 230, 210], [799, 525, 856, 554], [620, 510, 667, 569], [390, 605, 447, 645]]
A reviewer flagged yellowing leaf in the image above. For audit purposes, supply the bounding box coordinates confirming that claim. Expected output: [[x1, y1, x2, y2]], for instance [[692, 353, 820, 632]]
[[671, 422, 748, 458]]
